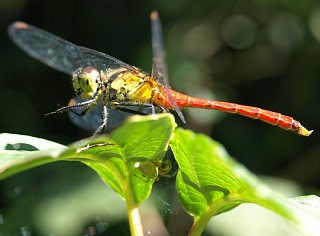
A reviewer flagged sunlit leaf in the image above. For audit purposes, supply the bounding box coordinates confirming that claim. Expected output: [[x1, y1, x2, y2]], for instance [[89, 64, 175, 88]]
[[170, 128, 320, 236], [171, 128, 245, 217], [0, 114, 175, 205], [0, 133, 67, 180], [75, 114, 175, 203]]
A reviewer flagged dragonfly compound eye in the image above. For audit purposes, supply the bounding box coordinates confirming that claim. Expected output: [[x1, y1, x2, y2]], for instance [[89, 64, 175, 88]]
[[72, 67, 100, 99]]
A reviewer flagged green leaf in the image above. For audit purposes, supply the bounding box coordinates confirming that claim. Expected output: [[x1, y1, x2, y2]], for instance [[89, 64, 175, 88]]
[[0, 133, 67, 180], [170, 128, 320, 236], [66, 113, 176, 204], [0, 114, 175, 236], [286, 195, 320, 234], [0, 114, 175, 205], [171, 128, 245, 217]]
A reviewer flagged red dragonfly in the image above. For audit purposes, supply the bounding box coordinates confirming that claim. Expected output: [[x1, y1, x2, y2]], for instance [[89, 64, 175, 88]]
[[8, 12, 312, 136]]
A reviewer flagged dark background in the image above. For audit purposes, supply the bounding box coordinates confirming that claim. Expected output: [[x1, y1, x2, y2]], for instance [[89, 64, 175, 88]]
[[0, 0, 319, 235]]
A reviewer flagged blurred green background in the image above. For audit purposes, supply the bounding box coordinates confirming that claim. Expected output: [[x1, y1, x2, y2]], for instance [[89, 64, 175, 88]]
[[0, 0, 319, 235]]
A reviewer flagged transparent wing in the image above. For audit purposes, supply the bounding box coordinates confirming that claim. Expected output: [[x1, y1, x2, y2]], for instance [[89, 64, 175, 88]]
[[8, 22, 134, 75], [150, 11, 185, 123]]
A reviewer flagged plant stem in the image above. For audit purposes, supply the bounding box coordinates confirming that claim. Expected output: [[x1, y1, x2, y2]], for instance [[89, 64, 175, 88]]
[[188, 194, 244, 236], [189, 210, 212, 236], [124, 182, 144, 236]]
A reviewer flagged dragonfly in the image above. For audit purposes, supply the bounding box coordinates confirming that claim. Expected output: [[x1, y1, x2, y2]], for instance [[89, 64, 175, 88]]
[[8, 11, 312, 136]]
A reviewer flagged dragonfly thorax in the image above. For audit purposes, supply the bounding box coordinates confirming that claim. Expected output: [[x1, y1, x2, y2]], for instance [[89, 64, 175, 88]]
[[72, 67, 101, 99]]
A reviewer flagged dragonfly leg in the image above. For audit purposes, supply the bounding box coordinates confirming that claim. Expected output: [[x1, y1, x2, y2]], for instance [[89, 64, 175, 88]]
[[111, 101, 159, 115], [46, 98, 98, 116], [93, 104, 108, 136]]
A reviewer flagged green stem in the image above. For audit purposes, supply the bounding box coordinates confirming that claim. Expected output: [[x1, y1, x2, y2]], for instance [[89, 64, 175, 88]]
[[189, 209, 213, 236], [188, 194, 245, 236], [124, 182, 144, 236]]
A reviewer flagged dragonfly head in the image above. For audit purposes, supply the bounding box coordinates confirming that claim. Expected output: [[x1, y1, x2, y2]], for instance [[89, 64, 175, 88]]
[[72, 67, 100, 99]]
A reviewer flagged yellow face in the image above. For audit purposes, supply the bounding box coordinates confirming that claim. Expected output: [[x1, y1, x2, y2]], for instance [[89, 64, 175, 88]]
[[72, 67, 100, 99]]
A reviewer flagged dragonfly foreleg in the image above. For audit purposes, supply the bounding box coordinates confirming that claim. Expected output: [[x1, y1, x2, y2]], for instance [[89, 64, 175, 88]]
[[46, 98, 98, 116], [111, 101, 159, 115]]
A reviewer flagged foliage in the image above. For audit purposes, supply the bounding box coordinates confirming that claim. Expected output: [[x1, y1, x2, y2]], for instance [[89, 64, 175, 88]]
[[1, 114, 319, 235]]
